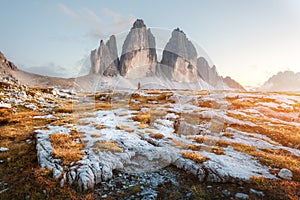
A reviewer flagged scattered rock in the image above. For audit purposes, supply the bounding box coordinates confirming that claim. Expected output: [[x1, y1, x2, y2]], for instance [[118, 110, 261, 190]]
[[249, 188, 264, 197], [235, 193, 249, 199], [278, 168, 293, 180], [222, 189, 231, 197], [0, 147, 9, 152], [0, 103, 11, 108]]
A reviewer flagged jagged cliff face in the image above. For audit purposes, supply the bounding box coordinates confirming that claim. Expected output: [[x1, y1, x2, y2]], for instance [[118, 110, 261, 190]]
[[90, 35, 119, 76], [197, 57, 221, 87], [0, 51, 18, 81], [119, 19, 157, 78], [0, 51, 18, 72], [159, 28, 199, 82]]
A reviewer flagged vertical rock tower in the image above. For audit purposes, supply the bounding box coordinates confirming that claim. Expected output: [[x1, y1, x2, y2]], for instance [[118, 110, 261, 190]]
[[119, 19, 157, 78], [159, 28, 199, 82], [90, 35, 119, 76]]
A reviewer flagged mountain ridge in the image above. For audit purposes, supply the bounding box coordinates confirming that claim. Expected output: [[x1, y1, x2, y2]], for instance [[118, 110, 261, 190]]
[[259, 70, 300, 92]]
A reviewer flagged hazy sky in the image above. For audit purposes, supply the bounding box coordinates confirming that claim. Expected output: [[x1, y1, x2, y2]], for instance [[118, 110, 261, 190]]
[[0, 0, 300, 87]]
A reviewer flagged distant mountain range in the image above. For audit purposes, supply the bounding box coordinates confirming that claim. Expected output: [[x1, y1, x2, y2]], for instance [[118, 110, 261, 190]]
[[259, 71, 300, 92]]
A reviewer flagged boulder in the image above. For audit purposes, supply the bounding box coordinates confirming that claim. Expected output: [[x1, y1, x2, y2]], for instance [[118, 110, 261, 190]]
[[278, 168, 293, 180]]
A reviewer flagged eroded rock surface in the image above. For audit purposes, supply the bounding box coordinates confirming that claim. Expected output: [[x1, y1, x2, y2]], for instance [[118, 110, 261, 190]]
[[119, 19, 157, 78], [159, 28, 199, 82], [90, 35, 119, 76]]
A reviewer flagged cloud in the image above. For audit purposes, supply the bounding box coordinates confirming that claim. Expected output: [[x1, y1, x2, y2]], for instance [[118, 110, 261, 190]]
[[57, 3, 77, 18], [57, 3, 135, 39], [102, 8, 135, 34], [73, 55, 91, 77], [22, 62, 71, 78]]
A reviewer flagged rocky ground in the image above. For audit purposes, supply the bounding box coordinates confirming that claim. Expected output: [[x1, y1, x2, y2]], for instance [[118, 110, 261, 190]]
[[0, 78, 300, 199]]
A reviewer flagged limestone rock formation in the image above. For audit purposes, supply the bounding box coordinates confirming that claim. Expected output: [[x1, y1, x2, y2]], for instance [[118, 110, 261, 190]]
[[119, 19, 157, 78], [223, 76, 245, 91], [197, 57, 245, 90], [259, 71, 300, 91], [196, 57, 221, 86], [90, 35, 119, 76], [0, 51, 18, 73], [159, 28, 199, 82]]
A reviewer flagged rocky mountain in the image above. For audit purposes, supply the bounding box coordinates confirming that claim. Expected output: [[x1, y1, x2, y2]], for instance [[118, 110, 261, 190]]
[[196, 57, 221, 86], [158, 28, 199, 82], [222, 76, 245, 91], [119, 19, 157, 78], [0, 51, 18, 82], [90, 35, 119, 76], [0, 51, 75, 88], [196, 57, 245, 90], [89, 19, 245, 91], [259, 71, 300, 91]]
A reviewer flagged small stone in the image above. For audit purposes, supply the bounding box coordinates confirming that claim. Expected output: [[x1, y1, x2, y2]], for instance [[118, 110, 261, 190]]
[[278, 168, 293, 180], [0, 103, 11, 108], [249, 188, 264, 197], [222, 189, 231, 197], [101, 194, 108, 199], [207, 185, 212, 189], [235, 193, 249, 199], [0, 147, 9, 152]]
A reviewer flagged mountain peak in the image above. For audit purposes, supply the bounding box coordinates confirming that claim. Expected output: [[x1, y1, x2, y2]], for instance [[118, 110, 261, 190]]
[[132, 19, 146, 29]]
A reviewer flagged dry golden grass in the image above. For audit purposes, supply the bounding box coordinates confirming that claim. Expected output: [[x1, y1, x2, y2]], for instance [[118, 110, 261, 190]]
[[169, 139, 189, 149], [229, 123, 300, 149], [221, 132, 234, 138], [0, 105, 94, 199], [137, 123, 149, 129], [49, 131, 84, 165], [198, 100, 222, 109], [132, 111, 151, 124], [250, 151, 300, 181], [149, 133, 164, 139], [130, 92, 175, 105], [250, 177, 300, 199], [181, 151, 208, 163], [187, 144, 225, 155], [116, 125, 134, 133], [92, 140, 123, 153], [90, 133, 101, 138], [92, 123, 105, 130], [53, 101, 112, 113], [194, 135, 300, 181]]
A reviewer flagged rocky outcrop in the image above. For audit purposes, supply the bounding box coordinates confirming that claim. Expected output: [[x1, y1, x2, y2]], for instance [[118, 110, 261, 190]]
[[196, 57, 221, 86], [159, 28, 199, 82], [119, 19, 157, 78], [90, 35, 119, 76], [197, 57, 245, 90], [259, 71, 300, 91], [0, 51, 18, 71], [223, 76, 245, 91]]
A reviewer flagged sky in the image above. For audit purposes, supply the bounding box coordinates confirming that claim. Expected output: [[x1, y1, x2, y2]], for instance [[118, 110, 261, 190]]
[[0, 0, 300, 87]]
